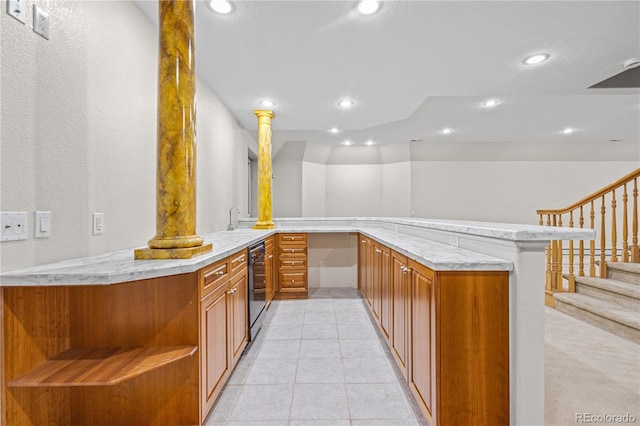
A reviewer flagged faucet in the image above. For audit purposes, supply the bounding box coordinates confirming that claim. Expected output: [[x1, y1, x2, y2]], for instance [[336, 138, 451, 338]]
[[227, 206, 241, 231]]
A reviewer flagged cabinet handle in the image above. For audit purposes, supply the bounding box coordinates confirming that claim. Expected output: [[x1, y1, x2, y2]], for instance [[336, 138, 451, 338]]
[[227, 288, 237, 295], [239, 256, 245, 262], [268, 255, 273, 259], [400, 266, 409, 273], [216, 271, 225, 276], [361, 240, 366, 243], [375, 249, 381, 254]]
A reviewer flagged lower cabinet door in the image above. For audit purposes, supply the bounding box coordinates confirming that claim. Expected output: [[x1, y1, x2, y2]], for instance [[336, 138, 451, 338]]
[[201, 288, 230, 416], [411, 265, 436, 422], [391, 252, 409, 378], [230, 270, 248, 367]]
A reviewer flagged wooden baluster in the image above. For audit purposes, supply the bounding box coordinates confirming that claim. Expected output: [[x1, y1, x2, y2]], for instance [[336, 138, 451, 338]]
[[539, 214, 543, 226], [590, 201, 596, 277], [543, 214, 552, 295], [567, 211, 575, 292], [558, 215, 564, 291], [552, 215, 562, 292], [611, 190, 618, 263], [622, 183, 629, 262], [579, 205, 585, 276], [633, 178, 639, 263], [600, 196, 607, 278]]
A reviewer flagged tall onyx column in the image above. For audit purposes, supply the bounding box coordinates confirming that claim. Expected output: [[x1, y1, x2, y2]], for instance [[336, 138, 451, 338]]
[[253, 110, 276, 230], [135, 0, 211, 260]]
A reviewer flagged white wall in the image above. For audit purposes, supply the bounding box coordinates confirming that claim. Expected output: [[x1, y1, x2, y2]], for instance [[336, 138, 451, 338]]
[[410, 161, 638, 223], [382, 162, 411, 217], [302, 162, 326, 216], [273, 161, 303, 217], [271, 141, 637, 225], [0, 1, 255, 272], [326, 164, 383, 217]]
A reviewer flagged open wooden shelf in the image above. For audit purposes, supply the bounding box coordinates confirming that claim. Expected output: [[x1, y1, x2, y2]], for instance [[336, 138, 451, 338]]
[[7, 346, 197, 387]]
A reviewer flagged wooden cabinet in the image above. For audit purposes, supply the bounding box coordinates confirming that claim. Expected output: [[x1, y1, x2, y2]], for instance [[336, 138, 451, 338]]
[[391, 250, 410, 380], [264, 235, 276, 307], [360, 236, 510, 426], [408, 260, 510, 425], [372, 241, 391, 341], [358, 235, 373, 306], [201, 279, 231, 416], [410, 262, 436, 421], [230, 266, 248, 366], [3, 275, 201, 425], [275, 233, 308, 299], [199, 250, 248, 419]]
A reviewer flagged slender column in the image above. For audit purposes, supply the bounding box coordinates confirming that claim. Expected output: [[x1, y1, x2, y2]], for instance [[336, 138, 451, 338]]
[[135, 0, 211, 260], [253, 110, 276, 230]]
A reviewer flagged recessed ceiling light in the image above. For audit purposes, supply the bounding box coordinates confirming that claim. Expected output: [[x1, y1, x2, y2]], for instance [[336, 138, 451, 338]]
[[366, 140, 374, 146], [358, 0, 380, 15], [338, 99, 354, 108], [441, 128, 453, 135], [561, 127, 575, 134], [330, 127, 339, 134], [259, 100, 275, 108], [483, 99, 499, 107], [209, 0, 232, 14], [523, 53, 549, 65], [344, 140, 352, 146]]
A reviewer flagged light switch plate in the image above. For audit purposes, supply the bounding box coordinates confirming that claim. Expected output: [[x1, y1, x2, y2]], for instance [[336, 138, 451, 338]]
[[34, 211, 51, 238], [7, 0, 27, 24], [1, 212, 28, 242]]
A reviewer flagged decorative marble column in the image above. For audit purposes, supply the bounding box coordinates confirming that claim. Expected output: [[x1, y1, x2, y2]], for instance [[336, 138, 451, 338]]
[[253, 110, 276, 230], [135, 0, 211, 260]]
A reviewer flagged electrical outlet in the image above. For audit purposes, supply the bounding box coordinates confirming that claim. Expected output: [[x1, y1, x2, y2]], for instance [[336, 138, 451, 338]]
[[92, 213, 104, 235], [33, 5, 49, 39], [319, 261, 326, 268], [7, 0, 27, 24], [449, 235, 459, 247]]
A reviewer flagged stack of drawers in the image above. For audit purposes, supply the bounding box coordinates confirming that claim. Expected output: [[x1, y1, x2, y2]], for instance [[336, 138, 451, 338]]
[[277, 233, 308, 299]]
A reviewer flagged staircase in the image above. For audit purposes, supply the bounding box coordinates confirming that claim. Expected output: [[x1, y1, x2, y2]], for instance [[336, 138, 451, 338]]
[[554, 262, 640, 343]]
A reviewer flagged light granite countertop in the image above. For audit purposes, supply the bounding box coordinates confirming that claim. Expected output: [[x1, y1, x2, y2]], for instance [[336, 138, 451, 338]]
[[1, 217, 594, 286], [242, 216, 595, 241]]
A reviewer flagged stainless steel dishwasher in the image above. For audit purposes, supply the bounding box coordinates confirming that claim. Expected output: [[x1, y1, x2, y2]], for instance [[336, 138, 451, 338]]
[[247, 241, 266, 341]]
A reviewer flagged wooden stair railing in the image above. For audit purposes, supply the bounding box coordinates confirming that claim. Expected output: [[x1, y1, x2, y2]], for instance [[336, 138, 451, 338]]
[[536, 168, 640, 307]]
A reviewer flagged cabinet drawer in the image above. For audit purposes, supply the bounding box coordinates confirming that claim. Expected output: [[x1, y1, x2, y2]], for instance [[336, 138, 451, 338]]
[[278, 233, 307, 243], [230, 250, 247, 277], [279, 271, 307, 289], [278, 245, 307, 258], [200, 259, 229, 297], [265, 236, 275, 251], [279, 257, 307, 269]]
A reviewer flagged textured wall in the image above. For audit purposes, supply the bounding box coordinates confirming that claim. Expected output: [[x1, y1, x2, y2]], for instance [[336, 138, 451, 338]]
[[0, 1, 255, 271], [273, 140, 637, 224]]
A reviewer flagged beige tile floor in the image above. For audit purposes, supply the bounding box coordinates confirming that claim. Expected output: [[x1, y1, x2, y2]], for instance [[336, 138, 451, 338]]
[[205, 288, 640, 426], [205, 288, 426, 426]]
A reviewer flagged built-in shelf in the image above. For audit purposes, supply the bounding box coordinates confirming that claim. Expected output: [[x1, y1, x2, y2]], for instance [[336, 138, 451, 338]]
[[7, 346, 197, 387]]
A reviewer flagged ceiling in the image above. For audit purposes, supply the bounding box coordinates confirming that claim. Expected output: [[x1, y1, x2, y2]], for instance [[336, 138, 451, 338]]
[[135, 1, 640, 150]]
